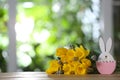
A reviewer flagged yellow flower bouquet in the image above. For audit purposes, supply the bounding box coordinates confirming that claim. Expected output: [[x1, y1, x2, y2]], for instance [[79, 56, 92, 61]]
[[46, 45, 92, 75]]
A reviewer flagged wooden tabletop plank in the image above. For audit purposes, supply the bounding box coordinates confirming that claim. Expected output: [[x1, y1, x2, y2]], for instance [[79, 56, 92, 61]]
[[0, 72, 119, 80]]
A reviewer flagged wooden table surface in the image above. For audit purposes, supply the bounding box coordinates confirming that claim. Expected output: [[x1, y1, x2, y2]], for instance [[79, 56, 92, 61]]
[[0, 72, 120, 80]]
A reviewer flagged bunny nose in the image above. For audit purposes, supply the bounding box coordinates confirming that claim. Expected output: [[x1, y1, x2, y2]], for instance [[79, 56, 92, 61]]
[[105, 56, 107, 58]]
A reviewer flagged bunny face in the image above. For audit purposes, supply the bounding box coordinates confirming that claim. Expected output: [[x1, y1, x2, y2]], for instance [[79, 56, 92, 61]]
[[98, 52, 114, 62], [98, 37, 115, 62]]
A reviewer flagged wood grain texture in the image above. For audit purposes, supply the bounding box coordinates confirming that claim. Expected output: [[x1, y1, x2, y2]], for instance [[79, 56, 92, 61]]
[[0, 72, 119, 80]]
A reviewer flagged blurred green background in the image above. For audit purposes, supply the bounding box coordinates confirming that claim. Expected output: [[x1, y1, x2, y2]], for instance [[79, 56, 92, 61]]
[[0, 0, 100, 72]]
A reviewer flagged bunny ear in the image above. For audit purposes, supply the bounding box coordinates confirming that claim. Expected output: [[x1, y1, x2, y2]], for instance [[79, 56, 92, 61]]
[[99, 37, 105, 53], [106, 37, 112, 53]]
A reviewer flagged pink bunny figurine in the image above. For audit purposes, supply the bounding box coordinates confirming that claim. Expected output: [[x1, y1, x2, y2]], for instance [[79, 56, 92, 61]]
[[96, 37, 116, 74]]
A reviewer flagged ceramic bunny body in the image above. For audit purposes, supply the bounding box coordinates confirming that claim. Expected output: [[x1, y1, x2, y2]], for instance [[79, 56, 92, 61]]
[[98, 37, 115, 62], [96, 37, 116, 74]]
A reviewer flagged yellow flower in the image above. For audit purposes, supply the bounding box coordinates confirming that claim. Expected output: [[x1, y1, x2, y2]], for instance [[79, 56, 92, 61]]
[[63, 64, 71, 74], [75, 47, 85, 59], [79, 45, 90, 58], [75, 45, 90, 60], [60, 56, 68, 63], [66, 49, 75, 62], [81, 58, 91, 68], [70, 61, 81, 67], [63, 61, 81, 75], [56, 48, 68, 57], [75, 64, 87, 75], [46, 60, 60, 74], [46, 67, 56, 74]]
